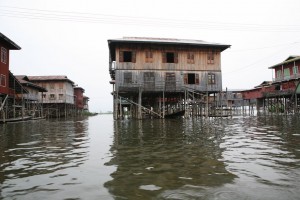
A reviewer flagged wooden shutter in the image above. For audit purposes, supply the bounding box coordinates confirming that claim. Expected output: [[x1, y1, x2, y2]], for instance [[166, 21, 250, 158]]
[[162, 52, 167, 63], [184, 73, 188, 84], [132, 51, 136, 63], [119, 51, 124, 62], [195, 74, 199, 84], [174, 52, 178, 63], [207, 51, 211, 64]]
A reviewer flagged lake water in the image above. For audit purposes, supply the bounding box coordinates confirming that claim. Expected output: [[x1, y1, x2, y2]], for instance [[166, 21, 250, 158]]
[[0, 114, 300, 200]]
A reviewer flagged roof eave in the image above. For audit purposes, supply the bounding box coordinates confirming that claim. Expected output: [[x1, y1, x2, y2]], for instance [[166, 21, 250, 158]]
[[0, 32, 21, 50], [108, 39, 231, 51]]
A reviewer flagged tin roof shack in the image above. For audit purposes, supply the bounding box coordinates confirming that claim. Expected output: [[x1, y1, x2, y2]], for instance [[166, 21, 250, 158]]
[[74, 86, 85, 113], [15, 75, 47, 118], [27, 75, 75, 118], [241, 81, 276, 114], [108, 37, 230, 119]]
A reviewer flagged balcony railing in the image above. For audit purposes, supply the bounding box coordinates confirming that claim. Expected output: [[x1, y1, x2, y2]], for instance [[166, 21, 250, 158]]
[[273, 73, 300, 82], [116, 81, 219, 93]]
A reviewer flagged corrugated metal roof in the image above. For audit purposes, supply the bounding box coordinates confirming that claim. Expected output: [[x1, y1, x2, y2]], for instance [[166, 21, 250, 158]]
[[9, 71, 28, 94], [74, 86, 85, 92], [27, 75, 74, 84], [15, 75, 47, 92], [108, 36, 231, 51], [269, 56, 300, 69], [0, 32, 21, 50]]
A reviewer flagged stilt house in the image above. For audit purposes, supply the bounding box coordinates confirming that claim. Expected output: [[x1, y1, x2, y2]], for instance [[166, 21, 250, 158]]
[[108, 37, 230, 119], [241, 56, 300, 114], [74, 86, 85, 113], [27, 75, 75, 117]]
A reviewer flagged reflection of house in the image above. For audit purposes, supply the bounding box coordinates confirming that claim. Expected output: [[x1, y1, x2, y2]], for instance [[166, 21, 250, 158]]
[[27, 75, 75, 117], [108, 37, 230, 119]]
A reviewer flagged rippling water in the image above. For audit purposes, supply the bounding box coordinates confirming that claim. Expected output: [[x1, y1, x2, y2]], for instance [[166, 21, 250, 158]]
[[1, 115, 300, 199]]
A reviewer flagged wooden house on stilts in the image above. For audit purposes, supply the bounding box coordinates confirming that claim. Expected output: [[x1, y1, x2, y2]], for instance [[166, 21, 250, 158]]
[[108, 37, 230, 119]]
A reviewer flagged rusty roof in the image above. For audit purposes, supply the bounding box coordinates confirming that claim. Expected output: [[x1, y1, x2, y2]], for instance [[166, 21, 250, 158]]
[[108, 36, 231, 51], [15, 75, 47, 92], [269, 55, 300, 69], [0, 32, 21, 50], [74, 86, 85, 92], [27, 75, 74, 84]]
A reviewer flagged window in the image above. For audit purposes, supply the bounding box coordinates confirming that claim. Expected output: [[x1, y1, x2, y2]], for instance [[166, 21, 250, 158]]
[[119, 51, 136, 63], [59, 83, 64, 89], [284, 68, 290, 78], [187, 52, 195, 64], [208, 73, 216, 84], [0, 74, 6, 87], [207, 50, 215, 64], [124, 72, 132, 84], [1, 47, 7, 64], [50, 83, 55, 89], [162, 52, 178, 63], [184, 73, 199, 85], [276, 70, 282, 78], [59, 94, 64, 100], [145, 51, 153, 63], [42, 94, 46, 99], [49, 94, 55, 100], [293, 66, 298, 75]]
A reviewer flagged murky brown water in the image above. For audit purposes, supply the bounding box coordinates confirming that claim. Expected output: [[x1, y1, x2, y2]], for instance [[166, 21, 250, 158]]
[[1, 114, 300, 199]]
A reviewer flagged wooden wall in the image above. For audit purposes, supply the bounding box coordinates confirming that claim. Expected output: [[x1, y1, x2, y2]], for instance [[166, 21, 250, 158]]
[[0, 44, 9, 95], [115, 44, 221, 71], [35, 81, 74, 104], [114, 43, 223, 92]]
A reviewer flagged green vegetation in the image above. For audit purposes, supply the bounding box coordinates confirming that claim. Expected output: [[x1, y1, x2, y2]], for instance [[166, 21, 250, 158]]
[[82, 111, 98, 116]]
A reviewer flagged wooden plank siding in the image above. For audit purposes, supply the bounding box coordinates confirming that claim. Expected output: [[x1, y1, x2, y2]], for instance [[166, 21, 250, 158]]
[[115, 70, 222, 92], [114, 44, 222, 92], [116, 44, 221, 71]]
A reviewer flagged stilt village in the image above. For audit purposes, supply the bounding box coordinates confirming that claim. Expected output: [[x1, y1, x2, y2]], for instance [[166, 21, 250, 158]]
[[0, 32, 89, 123], [2, 33, 300, 122], [108, 37, 300, 119]]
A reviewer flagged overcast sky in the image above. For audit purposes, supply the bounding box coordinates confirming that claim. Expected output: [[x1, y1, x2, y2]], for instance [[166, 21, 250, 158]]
[[1, 0, 300, 112]]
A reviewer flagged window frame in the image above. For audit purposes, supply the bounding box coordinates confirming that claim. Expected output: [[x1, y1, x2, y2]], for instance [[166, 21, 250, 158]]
[[124, 72, 133, 84], [207, 50, 215, 64], [119, 50, 136, 63], [183, 73, 199, 85], [59, 94, 64, 100], [145, 51, 153, 63], [49, 94, 56, 100], [208, 73, 216, 85], [1, 47, 7, 64], [0, 74, 6, 87], [162, 52, 178, 63], [293, 66, 298, 75], [187, 52, 195, 64]]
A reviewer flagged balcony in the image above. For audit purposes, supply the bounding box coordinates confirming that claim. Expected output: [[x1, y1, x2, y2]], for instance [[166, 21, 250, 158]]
[[273, 73, 300, 82]]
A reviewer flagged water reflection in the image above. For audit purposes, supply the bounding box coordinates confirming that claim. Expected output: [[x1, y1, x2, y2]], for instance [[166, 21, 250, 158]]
[[1, 115, 299, 199], [0, 118, 89, 199], [104, 118, 237, 199], [220, 115, 300, 200]]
